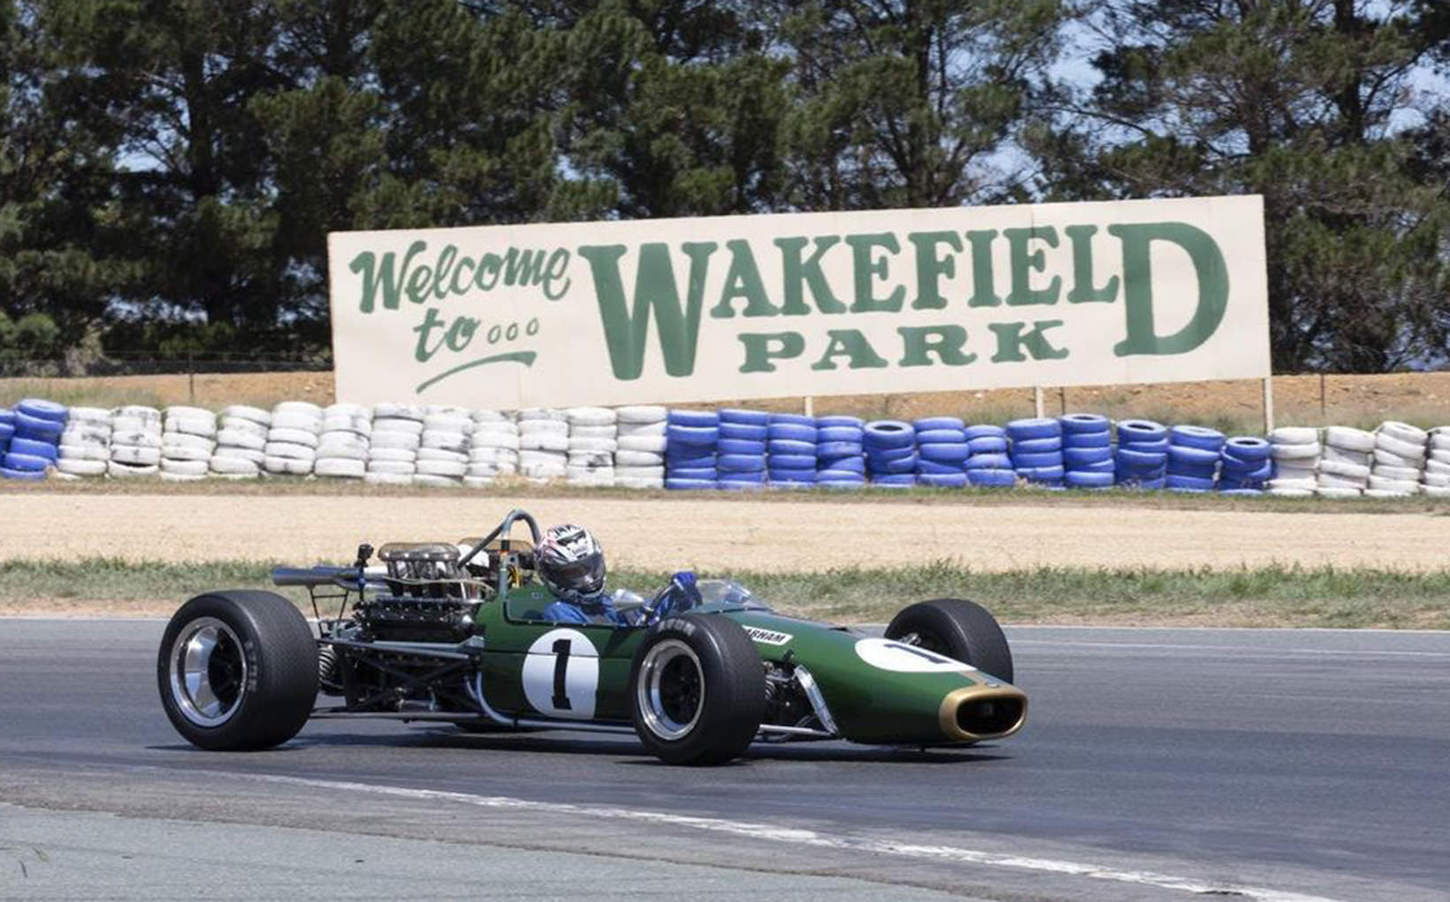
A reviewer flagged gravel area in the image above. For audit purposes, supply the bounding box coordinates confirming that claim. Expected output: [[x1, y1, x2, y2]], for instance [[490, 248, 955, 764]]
[[4, 492, 1447, 573]]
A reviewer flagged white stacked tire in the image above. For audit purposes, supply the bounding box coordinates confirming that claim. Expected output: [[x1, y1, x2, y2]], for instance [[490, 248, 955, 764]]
[[56, 407, 113, 478], [264, 401, 322, 476], [1367, 421, 1426, 498], [414, 407, 472, 487], [467, 410, 518, 486], [614, 406, 667, 489], [108, 406, 162, 478], [211, 405, 270, 479], [1317, 426, 1374, 498], [160, 406, 217, 482], [1424, 427, 1450, 498], [313, 403, 370, 480], [1266, 426, 1319, 496], [518, 409, 568, 482], [567, 407, 617, 487], [367, 403, 424, 485]]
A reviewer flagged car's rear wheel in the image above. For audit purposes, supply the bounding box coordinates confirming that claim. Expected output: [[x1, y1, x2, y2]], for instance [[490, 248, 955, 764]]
[[885, 599, 1014, 683], [158, 590, 318, 750], [630, 615, 764, 765]]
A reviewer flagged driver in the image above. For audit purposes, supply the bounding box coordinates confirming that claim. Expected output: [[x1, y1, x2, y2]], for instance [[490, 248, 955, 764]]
[[534, 524, 703, 626], [534, 524, 630, 625]]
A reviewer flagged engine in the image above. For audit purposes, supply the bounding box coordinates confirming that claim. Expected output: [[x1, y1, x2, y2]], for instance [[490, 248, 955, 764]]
[[355, 542, 480, 643]]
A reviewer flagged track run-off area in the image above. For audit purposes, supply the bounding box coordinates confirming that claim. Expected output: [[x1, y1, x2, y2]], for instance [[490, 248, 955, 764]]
[[5, 491, 1450, 572]]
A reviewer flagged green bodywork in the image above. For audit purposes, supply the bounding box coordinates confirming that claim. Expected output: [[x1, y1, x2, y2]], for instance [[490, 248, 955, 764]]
[[472, 582, 1019, 745]]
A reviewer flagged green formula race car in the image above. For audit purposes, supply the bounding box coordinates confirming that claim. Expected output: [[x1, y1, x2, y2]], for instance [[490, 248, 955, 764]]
[[157, 508, 1027, 765]]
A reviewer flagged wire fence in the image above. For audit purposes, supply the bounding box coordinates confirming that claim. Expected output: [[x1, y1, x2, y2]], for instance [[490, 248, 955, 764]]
[[0, 351, 332, 379]]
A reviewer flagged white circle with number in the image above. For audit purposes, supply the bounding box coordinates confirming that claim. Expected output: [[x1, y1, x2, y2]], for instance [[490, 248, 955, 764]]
[[522, 629, 599, 719], [855, 638, 974, 673]]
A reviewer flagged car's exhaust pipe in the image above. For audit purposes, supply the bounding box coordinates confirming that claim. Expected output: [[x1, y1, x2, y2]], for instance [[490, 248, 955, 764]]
[[938, 686, 1028, 742]]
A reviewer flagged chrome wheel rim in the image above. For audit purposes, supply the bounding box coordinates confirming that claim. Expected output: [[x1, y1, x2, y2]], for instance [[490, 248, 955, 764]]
[[169, 617, 248, 728], [637, 639, 704, 740]]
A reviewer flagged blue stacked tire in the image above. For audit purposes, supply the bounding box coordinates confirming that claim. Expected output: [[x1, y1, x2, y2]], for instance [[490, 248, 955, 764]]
[[665, 409, 719, 490], [963, 424, 1014, 487], [914, 416, 967, 488], [716, 408, 768, 490], [1007, 418, 1063, 486], [1115, 419, 1168, 488], [3, 398, 67, 479], [864, 420, 916, 486], [815, 415, 865, 487], [1219, 436, 1271, 493], [1060, 413, 1113, 489], [1166, 425, 1224, 492], [0, 408, 13, 457], [767, 412, 817, 487]]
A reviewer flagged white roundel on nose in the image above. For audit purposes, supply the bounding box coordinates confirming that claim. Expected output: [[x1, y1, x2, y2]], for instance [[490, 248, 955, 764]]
[[855, 637, 974, 673]]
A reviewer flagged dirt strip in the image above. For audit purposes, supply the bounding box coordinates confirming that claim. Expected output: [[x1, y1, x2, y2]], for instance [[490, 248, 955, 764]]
[[3, 493, 1445, 572]]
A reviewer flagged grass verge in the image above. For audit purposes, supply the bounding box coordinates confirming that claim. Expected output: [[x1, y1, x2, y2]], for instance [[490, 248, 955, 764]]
[[3, 558, 1447, 629]]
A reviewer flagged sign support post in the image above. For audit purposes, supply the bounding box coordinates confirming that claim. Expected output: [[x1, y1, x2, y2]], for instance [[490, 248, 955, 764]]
[[1262, 376, 1275, 434]]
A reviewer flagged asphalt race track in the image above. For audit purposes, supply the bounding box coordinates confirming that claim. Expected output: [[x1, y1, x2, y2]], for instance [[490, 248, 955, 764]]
[[1, 620, 1447, 901]]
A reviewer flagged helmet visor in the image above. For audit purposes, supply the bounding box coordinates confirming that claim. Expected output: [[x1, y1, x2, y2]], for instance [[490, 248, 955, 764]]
[[547, 554, 606, 595]]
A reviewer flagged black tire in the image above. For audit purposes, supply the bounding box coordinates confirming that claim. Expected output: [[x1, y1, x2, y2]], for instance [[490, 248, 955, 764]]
[[629, 615, 765, 765], [157, 590, 318, 750], [885, 599, 1014, 683]]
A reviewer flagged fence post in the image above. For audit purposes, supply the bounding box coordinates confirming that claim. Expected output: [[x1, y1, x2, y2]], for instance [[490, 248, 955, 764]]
[[1319, 372, 1326, 422], [1262, 376, 1275, 435], [187, 351, 196, 405]]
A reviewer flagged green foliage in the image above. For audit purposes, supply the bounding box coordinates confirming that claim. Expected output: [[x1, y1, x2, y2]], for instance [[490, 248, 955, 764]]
[[1030, 0, 1450, 371], [4, 0, 1448, 371]]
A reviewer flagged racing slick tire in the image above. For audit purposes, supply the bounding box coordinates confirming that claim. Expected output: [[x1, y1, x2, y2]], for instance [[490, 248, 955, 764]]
[[885, 599, 1014, 684], [157, 590, 318, 751], [629, 615, 765, 765]]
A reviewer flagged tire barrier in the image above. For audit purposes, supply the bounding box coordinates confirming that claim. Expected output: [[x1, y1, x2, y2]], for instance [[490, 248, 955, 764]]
[[615, 405, 666, 489], [1114, 419, 1168, 489], [1368, 421, 1427, 498], [766, 412, 816, 488], [815, 414, 865, 488], [566, 406, 617, 488], [212, 404, 269, 479], [1426, 428, 1450, 498], [1219, 437, 1271, 493], [1060, 413, 1112, 489], [1165, 425, 1224, 493], [962, 424, 1013, 487], [10, 391, 1450, 502], [468, 409, 520, 487], [914, 416, 966, 488], [716, 408, 768, 490], [367, 404, 421, 485], [1267, 426, 1320, 496], [518, 408, 568, 482], [1317, 426, 1373, 498], [4, 398, 65, 480], [1007, 418, 1063, 486], [864, 420, 915, 487], [665, 408, 719, 490]]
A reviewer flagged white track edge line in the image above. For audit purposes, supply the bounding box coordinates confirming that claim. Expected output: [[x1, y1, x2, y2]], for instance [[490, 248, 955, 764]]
[[225, 771, 1339, 902]]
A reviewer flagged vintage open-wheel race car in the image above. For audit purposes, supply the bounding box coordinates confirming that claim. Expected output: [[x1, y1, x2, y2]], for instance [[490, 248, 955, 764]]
[[158, 508, 1027, 765]]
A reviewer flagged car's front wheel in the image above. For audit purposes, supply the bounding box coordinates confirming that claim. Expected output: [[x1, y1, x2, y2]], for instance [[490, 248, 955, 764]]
[[629, 615, 764, 765], [885, 599, 1014, 683], [157, 590, 318, 750]]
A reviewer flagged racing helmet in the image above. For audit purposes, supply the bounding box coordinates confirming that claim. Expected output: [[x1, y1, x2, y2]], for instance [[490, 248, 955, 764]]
[[536, 524, 606, 600]]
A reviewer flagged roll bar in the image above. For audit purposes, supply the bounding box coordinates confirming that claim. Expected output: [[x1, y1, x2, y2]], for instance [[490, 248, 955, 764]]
[[270, 508, 543, 594]]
